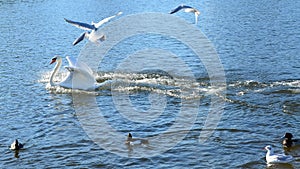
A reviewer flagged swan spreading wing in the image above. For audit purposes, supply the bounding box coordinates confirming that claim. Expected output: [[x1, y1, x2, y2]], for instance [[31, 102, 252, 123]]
[[66, 56, 94, 75], [49, 56, 97, 90], [60, 66, 96, 90]]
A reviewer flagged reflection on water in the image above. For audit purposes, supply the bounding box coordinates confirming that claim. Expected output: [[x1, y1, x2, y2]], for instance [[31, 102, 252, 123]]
[[13, 150, 20, 159]]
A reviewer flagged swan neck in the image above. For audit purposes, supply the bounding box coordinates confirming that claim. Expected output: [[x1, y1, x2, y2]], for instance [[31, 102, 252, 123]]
[[266, 150, 273, 157], [50, 59, 62, 86]]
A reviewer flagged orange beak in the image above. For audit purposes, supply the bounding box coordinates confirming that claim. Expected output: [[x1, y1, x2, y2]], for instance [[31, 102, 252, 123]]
[[50, 59, 56, 64]]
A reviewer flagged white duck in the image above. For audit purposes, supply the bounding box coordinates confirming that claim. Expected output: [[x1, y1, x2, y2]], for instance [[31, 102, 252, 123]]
[[49, 55, 98, 90], [264, 145, 294, 164], [169, 4, 200, 24], [64, 11, 122, 45]]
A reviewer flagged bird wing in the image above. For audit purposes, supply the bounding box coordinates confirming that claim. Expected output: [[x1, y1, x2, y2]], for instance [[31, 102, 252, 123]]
[[61, 66, 96, 90], [276, 154, 293, 161], [181, 5, 193, 9], [93, 11, 122, 28], [64, 66, 92, 76], [64, 18, 95, 30], [72, 32, 87, 46], [66, 56, 77, 68], [268, 154, 294, 163], [66, 56, 94, 76], [19, 143, 24, 149], [169, 5, 193, 14]]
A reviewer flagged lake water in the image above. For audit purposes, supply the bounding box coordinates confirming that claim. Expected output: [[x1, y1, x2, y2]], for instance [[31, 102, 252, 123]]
[[1, 0, 300, 168]]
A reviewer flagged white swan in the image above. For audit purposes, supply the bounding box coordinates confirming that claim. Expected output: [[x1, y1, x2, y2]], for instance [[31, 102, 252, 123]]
[[264, 145, 294, 164], [49, 55, 97, 90], [64, 11, 122, 45], [169, 4, 200, 24]]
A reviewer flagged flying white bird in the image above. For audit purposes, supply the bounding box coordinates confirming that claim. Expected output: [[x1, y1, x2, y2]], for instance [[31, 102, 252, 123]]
[[169, 5, 200, 24], [65, 12, 122, 45]]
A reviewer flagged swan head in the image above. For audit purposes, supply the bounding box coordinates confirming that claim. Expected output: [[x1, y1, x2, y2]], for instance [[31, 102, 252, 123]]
[[50, 55, 62, 64]]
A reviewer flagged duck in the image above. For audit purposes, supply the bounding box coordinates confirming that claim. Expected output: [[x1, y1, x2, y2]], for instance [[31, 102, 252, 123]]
[[125, 133, 149, 146], [282, 132, 300, 148], [9, 139, 24, 150], [264, 145, 294, 164]]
